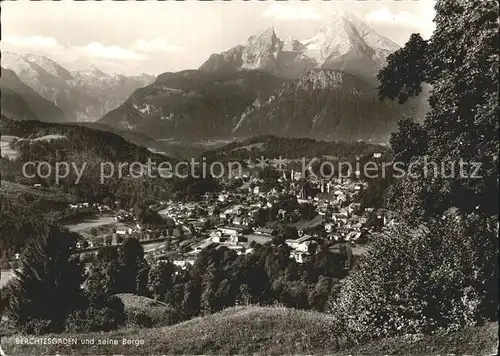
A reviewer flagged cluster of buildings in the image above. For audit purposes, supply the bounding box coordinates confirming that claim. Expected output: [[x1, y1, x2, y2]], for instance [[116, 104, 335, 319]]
[[146, 170, 392, 266], [67, 163, 392, 266]]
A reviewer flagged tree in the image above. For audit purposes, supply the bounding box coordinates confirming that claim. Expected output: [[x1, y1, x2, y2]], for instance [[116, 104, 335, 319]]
[[173, 226, 185, 240], [1, 250, 10, 270], [148, 261, 175, 301], [65, 293, 125, 333], [389, 118, 427, 166], [236, 284, 252, 306], [5, 226, 85, 334], [164, 236, 172, 251], [136, 263, 150, 297], [182, 280, 201, 318], [102, 196, 113, 208], [379, 0, 499, 223], [378, 33, 430, 104], [119, 237, 146, 294], [332, 216, 498, 341], [200, 264, 217, 315], [309, 275, 333, 312]]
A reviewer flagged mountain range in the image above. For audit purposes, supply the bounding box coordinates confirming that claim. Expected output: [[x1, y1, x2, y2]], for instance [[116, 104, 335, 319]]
[[232, 69, 404, 141], [200, 12, 400, 83], [2, 12, 416, 143], [99, 70, 285, 138], [1, 51, 154, 122], [1, 67, 65, 122]]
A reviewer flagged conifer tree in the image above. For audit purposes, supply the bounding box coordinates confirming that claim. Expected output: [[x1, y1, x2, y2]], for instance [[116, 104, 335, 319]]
[[5, 226, 85, 334]]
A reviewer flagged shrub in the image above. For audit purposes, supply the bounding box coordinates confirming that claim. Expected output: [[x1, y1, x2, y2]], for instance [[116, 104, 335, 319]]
[[65, 295, 126, 333], [19, 318, 53, 335], [4, 226, 85, 334], [329, 213, 498, 342]]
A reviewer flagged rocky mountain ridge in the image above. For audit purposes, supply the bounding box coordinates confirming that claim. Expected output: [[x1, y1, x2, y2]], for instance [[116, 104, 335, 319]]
[[1, 51, 155, 122], [200, 12, 400, 82]]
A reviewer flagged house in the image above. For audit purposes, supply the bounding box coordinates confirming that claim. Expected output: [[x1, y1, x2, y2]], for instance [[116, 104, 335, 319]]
[[285, 235, 313, 249], [248, 209, 260, 218], [219, 211, 228, 219], [230, 205, 244, 215], [210, 230, 226, 243], [293, 171, 303, 181], [296, 240, 316, 253], [219, 226, 243, 236], [290, 250, 309, 263], [218, 194, 228, 202], [116, 227, 132, 235], [348, 203, 362, 215], [253, 227, 275, 236], [329, 233, 342, 241], [237, 248, 254, 256], [193, 240, 216, 253], [173, 259, 195, 269], [373, 152, 382, 158], [243, 234, 273, 245], [325, 222, 335, 233], [229, 234, 248, 244]]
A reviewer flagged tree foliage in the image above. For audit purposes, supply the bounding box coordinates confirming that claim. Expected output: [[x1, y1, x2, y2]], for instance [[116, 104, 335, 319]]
[[4, 226, 85, 334], [331, 0, 499, 343], [380, 0, 499, 223], [332, 214, 498, 340]]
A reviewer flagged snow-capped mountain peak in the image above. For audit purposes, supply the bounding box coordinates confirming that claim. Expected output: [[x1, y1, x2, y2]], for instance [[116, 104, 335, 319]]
[[2, 51, 155, 122], [200, 12, 400, 82], [75, 64, 110, 78]]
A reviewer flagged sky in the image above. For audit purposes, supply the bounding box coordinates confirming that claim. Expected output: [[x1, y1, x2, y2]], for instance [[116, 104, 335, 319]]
[[1, 0, 436, 76]]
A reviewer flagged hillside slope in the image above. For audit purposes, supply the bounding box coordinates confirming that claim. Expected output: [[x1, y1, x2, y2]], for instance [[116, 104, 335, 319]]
[[2, 306, 497, 355], [202, 135, 388, 162], [233, 69, 405, 142], [1, 67, 66, 122], [2, 52, 154, 122], [98, 70, 284, 138]]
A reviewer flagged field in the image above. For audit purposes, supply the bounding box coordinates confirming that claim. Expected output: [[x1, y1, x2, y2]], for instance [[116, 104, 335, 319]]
[[33, 134, 66, 141], [0, 181, 79, 204], [63, 215, 122, 240], [152, 138, 234, 159], [0, 134, 66, 160], [1, 306, 497, 355], [64, 215, 117, 232]]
